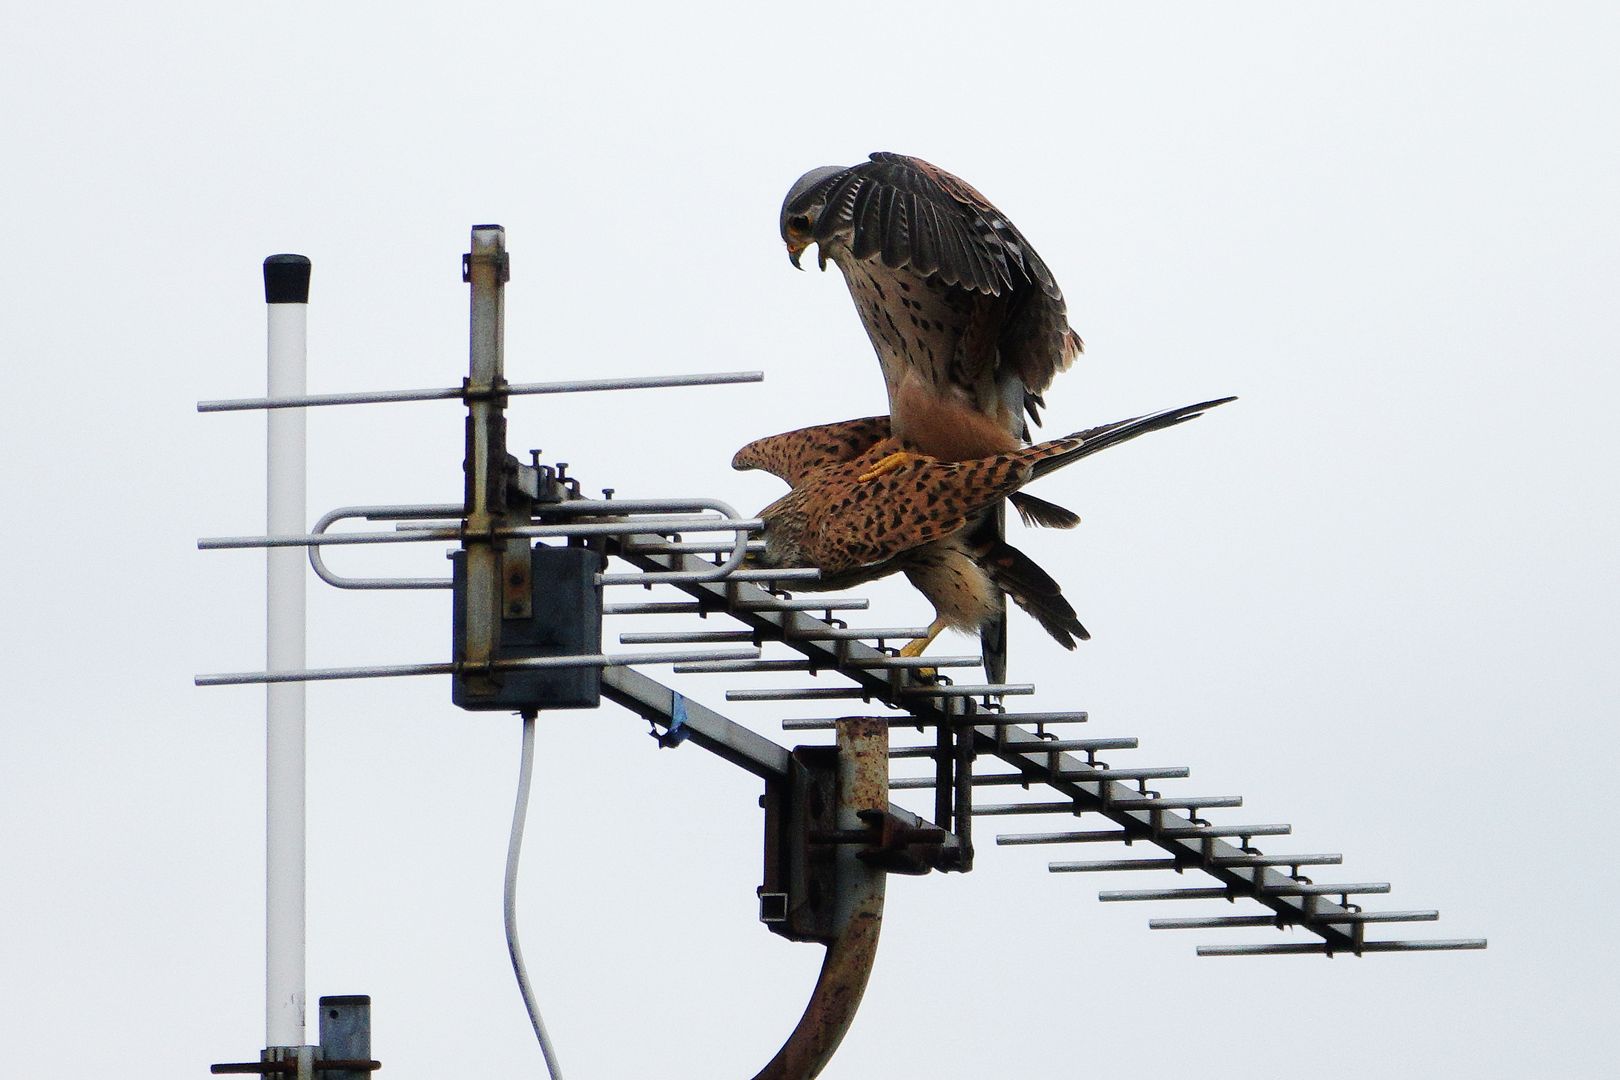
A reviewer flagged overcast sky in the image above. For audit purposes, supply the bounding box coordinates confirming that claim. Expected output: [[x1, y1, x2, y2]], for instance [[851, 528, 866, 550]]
[[3, 3, 1617, 1077]]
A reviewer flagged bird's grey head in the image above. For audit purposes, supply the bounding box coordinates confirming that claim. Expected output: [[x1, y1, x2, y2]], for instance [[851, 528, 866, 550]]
[[780, 163, 848, 269]]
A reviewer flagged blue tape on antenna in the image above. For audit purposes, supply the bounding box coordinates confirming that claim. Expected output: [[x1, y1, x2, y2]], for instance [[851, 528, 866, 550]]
[[655, 693, 691, 748]]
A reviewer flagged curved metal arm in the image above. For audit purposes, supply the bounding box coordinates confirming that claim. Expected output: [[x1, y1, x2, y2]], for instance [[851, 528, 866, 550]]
[[305, 498, 764, 591], [308, 504, 461, 589], [752, 718, 889, 1080]]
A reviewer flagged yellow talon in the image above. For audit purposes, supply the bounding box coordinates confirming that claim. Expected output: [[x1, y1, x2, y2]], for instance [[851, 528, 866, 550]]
[[899, 617, 948, 679], [856, 450, 925, 483]]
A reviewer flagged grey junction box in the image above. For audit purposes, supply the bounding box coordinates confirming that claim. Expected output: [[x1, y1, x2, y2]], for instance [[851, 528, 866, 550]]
[[451, 544, 604, 711]]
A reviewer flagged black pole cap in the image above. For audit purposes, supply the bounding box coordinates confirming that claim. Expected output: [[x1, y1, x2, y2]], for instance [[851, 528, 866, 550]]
[[263, 254, 312, 304]]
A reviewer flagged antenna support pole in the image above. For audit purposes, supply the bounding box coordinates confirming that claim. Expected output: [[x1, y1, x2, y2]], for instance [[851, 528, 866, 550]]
[[264, 253, 312, 1053], [458, 225, 524, 698], [752, 718, 891, 1080]]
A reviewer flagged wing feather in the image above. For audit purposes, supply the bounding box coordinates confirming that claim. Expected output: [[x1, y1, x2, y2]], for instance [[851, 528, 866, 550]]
[[878, 183, 908, 269], [732, 417, 892, 487], [849, 178, 884, 260], [907, 191, 939, 278], [800, 453, 1033, 572], [778, 399, 1232, 576], [790, 152, 1083, 430], [813, 173, 867, 245]]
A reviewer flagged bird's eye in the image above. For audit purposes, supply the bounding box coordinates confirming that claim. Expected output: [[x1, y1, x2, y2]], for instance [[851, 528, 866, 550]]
[[787, 214, 811, 234]]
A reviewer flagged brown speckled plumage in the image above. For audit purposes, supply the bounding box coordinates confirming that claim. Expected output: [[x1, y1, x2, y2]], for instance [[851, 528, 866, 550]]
[[781, 152, 1083, 460], [779, 153, 1086, 667], [730, 415, 891, 486], [735, 398, 1234, 648]]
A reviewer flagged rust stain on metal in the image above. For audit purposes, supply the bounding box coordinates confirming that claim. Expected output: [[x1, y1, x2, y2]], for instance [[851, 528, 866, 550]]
[[751, 717, 888, 1080], [501, 536, 532, 618]]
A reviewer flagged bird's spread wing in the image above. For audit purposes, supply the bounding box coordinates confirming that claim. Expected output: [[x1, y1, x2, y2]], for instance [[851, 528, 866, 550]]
[[731, 416, 892, 486], [792, 153, 1060, 299], [785, 153, 1082, 442]]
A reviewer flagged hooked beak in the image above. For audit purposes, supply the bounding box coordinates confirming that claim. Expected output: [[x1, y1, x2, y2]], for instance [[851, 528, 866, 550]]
[[786, 239, 809, 270]]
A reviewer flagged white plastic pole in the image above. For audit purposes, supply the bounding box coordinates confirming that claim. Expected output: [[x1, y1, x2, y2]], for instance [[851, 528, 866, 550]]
[[263, 254, 310, 1050]]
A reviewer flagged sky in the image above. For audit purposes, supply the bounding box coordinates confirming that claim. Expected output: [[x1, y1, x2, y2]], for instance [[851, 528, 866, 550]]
[[3, 2, 1618, 1077]]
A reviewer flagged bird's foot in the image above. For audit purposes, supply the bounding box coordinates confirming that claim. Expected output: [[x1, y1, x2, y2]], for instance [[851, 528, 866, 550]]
[[899, 624, 942, 680], [856, 450, 925, 483]]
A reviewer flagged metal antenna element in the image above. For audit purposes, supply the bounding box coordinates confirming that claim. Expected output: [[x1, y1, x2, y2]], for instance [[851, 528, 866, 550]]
[[196, 228, 776, 692], [199, 226, 1482, 1080], [602, 540, 1484, 960], [199, 370, 762, 412], [198, 228, 786, 1080]]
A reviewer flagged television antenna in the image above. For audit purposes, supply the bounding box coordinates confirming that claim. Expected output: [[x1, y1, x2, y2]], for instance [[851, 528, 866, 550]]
[[197, 225, 1484, 1080]]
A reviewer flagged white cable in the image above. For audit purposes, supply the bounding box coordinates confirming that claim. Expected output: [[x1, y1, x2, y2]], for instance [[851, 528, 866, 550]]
[[506, 710, 565, 1078]]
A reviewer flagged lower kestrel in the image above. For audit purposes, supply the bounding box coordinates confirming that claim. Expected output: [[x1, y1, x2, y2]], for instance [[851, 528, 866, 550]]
[[733, 398, 1234, 665]]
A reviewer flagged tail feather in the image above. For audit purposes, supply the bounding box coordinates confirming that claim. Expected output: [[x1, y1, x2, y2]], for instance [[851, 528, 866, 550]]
[[980, 595, 1008, 686], [976, 537, 1089, 651], [1023, 390, 1047, 430], [965, 396, 1231, 666], [1008, 491, 1080, 530], [977, 504, 1011, 685], [1028, 396, 1237, 482]]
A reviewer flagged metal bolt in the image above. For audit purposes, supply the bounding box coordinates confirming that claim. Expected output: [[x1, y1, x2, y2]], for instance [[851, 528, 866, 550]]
[[602, 487, 615, 500]]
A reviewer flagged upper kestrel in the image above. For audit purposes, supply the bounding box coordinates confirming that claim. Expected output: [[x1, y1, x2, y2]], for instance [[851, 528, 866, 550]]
[[780, 152, 1084, 472], [734, 398, 1234, 662]]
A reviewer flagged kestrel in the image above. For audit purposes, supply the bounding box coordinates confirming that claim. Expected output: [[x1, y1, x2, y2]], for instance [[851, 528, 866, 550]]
[[734, 398, 1234, 663], [780, 152, 1085, 676], [780, 152, 1083, 479]]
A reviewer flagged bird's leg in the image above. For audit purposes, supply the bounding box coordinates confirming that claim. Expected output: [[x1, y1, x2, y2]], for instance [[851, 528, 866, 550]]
[[856, 450, 926, 483], [899, 616, 950, 679]]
